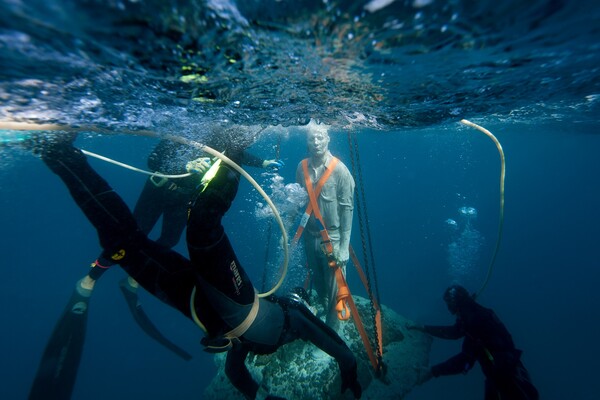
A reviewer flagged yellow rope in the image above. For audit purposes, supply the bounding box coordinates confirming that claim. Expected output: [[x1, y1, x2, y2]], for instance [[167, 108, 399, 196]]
[[80, 149, 192, 179], [190, 286, 207, 333], [459, 119, 506, 299]]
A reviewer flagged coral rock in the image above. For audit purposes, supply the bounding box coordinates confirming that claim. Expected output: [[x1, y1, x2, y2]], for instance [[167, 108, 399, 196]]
[[204, 296, 432, 399]]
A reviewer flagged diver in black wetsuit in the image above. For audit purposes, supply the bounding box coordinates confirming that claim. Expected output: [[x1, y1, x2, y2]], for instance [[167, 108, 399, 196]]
[[88, 131, 281, 279], [133, 135, 282, 248], [37, 136, 361, 400], [408, 285, 538, 400], [81, 130, 283, 362]]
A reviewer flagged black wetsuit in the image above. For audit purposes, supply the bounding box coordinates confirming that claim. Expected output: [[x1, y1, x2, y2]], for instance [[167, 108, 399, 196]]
[[423, 302, 539, 400], [40, 140, 360, 400], [133, 139, 265, 248]]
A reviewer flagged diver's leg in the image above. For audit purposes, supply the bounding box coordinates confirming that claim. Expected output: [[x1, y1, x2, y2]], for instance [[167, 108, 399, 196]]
[[156, 191, 189, 248], [484, 378, 500, 400], [40, 141, 140, 250], [191, 230, 257, 313], [40, 141, 197, 315], [225, 342, 259, 400], [28, 277, 93, 400], [497, 361, 539, 400], [285, 306, 349, 359], [185, 164, 255, 305], [186, 165, 239, 251], [31, 139, 133, 399], [132, 179, 165, 236], [283, 305, 361, 398], [514, 361, 539, 400]]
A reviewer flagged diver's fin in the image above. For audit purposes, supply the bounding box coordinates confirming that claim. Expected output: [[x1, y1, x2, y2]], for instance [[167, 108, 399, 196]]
[[119, 278, 192, 361], [29, 284, 91, 400]]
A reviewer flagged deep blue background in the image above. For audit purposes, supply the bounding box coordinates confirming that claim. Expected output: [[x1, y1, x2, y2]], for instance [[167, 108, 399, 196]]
[[1, 119, 599, 399]]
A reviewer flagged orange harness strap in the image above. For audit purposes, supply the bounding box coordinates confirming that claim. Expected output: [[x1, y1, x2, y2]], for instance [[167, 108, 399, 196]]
[[292, 157, 339, 243], [298, 157, 350, 320], [293, 157, 383, 371], [334, 265, 380, 370], [348, 292, 381, 371], [332, 262, 351, 321]]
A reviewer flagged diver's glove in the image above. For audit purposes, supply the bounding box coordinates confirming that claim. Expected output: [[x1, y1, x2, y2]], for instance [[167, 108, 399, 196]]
[[262, 159, 285, 170], [186, 157, 212, 174]]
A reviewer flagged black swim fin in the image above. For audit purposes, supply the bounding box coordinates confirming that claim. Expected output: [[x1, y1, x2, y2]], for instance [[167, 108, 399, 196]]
[[29, 284, 91, 400], [119, 278, 192, 361]]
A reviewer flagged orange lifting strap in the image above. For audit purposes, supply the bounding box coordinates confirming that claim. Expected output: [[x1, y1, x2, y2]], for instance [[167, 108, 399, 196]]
[[294, 157, 383, 372], [333, 268, 351, 321], [350, 245, 383, 358], [292, 157, 340, 244], [333, 259, 381, 370]]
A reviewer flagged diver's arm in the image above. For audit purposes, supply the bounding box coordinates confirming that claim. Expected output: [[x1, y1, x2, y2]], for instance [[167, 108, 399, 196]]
[[284, 304, 362, 398], [431, 350, 475, 377], [239, 151, 265, 168]]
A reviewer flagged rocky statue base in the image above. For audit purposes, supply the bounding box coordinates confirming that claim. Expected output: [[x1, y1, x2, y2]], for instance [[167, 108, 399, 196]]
[[204, 295, 432, 399]]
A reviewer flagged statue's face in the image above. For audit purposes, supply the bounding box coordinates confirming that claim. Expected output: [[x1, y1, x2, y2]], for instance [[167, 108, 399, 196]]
[[307, 129, 330, 157]]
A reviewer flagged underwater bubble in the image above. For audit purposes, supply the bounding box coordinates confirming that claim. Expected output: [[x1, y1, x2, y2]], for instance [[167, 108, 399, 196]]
[[447, 223, 484, 280], [255, 179, 307, 221], [458, 206, 477, 217], [413, 0, 435, 8], [585, 94, 599, 103], [445, 218, 457, 226]]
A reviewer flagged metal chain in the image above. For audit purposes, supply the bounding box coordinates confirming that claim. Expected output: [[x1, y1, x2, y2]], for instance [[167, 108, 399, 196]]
[[347, 130, 383, 365]]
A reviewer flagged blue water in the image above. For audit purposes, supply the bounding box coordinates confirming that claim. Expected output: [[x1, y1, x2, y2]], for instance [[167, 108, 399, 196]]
[[1, 1, 600, 399]]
